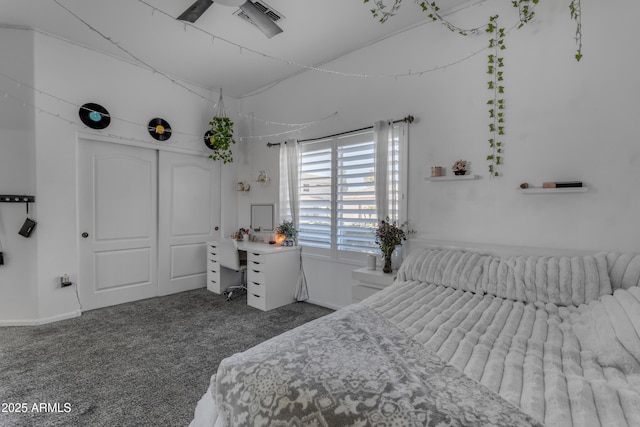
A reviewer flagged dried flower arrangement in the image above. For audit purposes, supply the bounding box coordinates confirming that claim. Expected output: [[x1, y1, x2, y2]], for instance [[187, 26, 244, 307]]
[[375, 217, 415, 273]]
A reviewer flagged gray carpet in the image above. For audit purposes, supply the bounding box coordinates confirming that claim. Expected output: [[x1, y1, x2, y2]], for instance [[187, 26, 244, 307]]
[[0, 289, 333, 427]]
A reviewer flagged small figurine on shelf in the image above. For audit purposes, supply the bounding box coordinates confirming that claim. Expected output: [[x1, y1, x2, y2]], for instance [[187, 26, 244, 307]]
[[452, 159, 467, 176]]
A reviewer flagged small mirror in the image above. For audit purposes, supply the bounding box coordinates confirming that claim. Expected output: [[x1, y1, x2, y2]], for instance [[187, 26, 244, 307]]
[[251, 204, 274, 231]]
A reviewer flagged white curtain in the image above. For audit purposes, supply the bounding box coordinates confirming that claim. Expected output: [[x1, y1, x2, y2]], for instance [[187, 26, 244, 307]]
[[374, 120, 392, 222], [279, 139, 309, 301]]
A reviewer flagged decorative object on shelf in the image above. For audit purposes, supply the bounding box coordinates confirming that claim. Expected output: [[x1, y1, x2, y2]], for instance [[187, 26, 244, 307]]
[[452, 159, 467, 176], [542, 181, 583, 188], [207, 89, 236, 164], [236, 181, 250, 191], [256, 170, 271, 183], [518, 181, 585, 193], [148, 118, 172, 141], [375, 216, 414, 273], [79, 103, 111, 129], [276, 219, 297, 245], [431, 166, 443, 177]]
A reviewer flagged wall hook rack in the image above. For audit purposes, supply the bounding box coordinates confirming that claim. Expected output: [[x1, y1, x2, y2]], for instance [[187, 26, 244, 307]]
[[0, 195, 35, 214]]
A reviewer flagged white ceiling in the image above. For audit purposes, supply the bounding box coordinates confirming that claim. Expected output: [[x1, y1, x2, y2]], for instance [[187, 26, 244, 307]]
[[0, 0, 471, 98]]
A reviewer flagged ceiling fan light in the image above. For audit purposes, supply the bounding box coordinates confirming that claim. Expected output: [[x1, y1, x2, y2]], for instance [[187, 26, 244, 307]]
[[215, 0, 245, 6]]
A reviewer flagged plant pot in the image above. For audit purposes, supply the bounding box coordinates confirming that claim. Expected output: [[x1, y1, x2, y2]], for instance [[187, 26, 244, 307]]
[[454, 170, 466, 176]]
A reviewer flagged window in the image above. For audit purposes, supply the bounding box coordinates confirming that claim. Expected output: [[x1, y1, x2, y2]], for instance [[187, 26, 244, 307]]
[[297, 122, 407, 256]]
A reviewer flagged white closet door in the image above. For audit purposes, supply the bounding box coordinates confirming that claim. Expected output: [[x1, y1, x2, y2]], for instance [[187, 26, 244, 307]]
[[78, 140, 158, 310], [158, 151, 220, 296]]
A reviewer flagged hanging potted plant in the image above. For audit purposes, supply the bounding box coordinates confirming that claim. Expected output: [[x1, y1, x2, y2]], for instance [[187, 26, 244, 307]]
[[206, 89, 236, 164]]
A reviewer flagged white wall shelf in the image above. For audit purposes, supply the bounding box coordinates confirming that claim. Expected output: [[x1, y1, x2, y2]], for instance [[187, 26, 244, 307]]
[[518, 187, 588, 194], [425, 175, 480, 181]]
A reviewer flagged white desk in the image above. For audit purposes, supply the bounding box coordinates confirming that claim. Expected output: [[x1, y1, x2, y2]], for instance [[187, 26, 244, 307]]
[[206, 240, 301, 311]]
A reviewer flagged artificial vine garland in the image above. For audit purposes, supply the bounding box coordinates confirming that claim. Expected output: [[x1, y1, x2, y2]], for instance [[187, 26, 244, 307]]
[[364, 0, 583, 176]]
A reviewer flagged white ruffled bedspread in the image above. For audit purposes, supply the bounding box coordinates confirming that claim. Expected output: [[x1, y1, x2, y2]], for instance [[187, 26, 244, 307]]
[[363, 249, 640, 427]]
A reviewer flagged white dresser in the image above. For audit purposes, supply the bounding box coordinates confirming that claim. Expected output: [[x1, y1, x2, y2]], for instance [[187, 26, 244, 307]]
[[206, 241, 242, 294], [245, 244, 301, 311], [207, 241, 301, 311], [351, 267, 396, 304]]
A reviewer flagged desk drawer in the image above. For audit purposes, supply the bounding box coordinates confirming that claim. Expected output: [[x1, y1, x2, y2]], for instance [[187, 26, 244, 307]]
[[248, 269, 266, 285], [247, 259, 264, 272], [248, 292, 266, 311], [247, 251, 266, 264], [248, 281, 264, 297], [208, 278, 220, 293]]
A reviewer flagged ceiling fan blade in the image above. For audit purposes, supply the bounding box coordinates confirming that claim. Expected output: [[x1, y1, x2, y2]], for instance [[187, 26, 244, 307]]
[[177, 0, 214, 23], [239, 1, 283, 39]]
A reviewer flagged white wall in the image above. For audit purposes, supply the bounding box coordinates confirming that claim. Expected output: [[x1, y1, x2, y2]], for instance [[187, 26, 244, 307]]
[[0, 27, 235, 324], [0, 28, 38, 321], [238, 0, 640, 308]]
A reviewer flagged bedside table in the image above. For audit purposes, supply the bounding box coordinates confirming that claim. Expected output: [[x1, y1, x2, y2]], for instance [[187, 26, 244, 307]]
[[351, 267, 397, 304]]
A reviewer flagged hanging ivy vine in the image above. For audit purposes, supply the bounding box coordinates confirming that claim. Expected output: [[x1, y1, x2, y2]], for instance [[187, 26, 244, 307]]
[[364, 0, 583, 177], [486, 14, 505, 176]]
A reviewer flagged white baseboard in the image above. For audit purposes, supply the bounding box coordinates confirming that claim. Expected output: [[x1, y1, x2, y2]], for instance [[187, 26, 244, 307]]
[[0, 309, 81, 327]]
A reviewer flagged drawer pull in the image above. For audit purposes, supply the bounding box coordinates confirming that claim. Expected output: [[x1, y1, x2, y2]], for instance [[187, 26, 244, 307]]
[[252, 261, 260, 265], [252, 294, 261, 298], [252, 252, 260, 256], [252, 282, 261, 286]]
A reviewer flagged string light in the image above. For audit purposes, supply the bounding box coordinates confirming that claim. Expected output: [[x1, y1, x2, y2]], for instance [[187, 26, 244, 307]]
[[0, 72, 336, 143]]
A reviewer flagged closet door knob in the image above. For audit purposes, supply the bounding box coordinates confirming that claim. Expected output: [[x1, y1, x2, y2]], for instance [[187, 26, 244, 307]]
[[82, 232, 89, 238]]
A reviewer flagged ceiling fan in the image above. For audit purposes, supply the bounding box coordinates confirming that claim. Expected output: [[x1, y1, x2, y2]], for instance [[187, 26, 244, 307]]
[[177, 0, 283, 39]]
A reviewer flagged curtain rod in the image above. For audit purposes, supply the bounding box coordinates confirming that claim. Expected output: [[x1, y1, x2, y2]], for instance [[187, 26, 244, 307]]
[[266, 115, 414, 148]]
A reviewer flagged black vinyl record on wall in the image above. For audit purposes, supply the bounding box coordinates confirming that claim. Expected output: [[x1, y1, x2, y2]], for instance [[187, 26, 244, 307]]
[[148, 118, 172, 141], [79, 103, 111, 129], [203, 130, 215, 149]]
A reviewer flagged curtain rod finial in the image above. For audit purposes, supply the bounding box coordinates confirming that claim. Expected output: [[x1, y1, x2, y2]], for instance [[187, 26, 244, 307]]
[[404, 115, 415, 124]]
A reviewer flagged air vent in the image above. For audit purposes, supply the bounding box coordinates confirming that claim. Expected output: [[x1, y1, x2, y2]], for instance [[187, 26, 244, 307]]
[[233, 1, 284, 24]]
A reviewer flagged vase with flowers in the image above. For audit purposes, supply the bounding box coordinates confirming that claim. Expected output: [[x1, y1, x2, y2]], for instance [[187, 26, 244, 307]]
[[375, 217, 414, 273], [452, 159, 467, 175]]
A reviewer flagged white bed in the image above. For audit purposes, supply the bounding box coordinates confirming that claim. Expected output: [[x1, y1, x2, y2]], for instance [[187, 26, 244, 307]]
[[192, 242, 640, 427]]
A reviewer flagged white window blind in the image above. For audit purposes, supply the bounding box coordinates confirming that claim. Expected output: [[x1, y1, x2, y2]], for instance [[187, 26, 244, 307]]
[[336, 132, 377, 252], [299, 141, 332, 249], [298, 123, 406, 255]]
